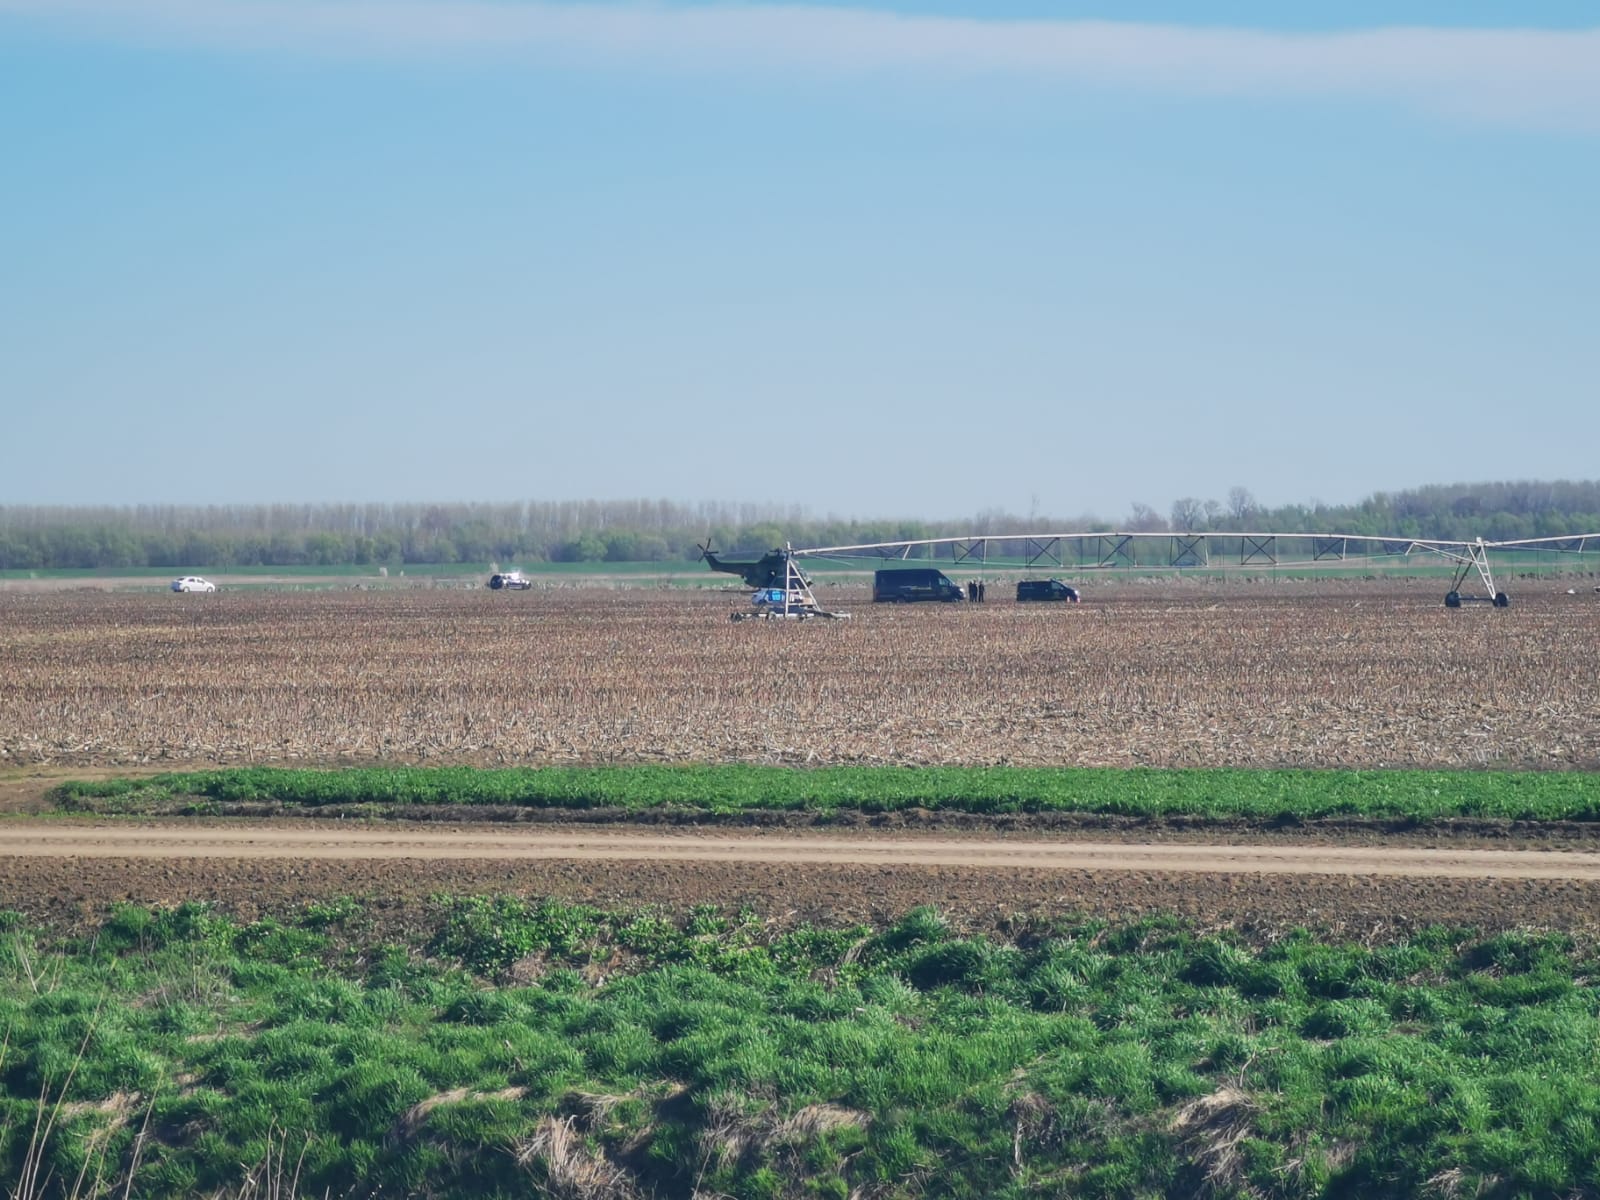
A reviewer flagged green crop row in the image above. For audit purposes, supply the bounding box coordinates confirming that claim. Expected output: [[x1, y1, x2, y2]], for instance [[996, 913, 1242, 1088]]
[[54, 764, 1600, 822], [3, 900, 1600, 1199]]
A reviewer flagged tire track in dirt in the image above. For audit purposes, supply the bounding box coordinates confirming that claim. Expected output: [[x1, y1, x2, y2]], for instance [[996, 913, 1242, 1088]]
[[5, 824, 1600, 879]]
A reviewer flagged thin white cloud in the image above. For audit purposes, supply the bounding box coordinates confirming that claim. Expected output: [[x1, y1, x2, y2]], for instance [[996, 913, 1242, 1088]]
[[5, 0, 1600, 130]]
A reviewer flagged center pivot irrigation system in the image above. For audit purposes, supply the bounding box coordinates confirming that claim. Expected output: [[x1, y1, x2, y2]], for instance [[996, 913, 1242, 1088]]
[[703, 532, 1600, 614]]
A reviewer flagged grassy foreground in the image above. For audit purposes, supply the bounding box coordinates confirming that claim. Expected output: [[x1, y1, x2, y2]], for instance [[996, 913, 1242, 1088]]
[[54, 764, 1600, 823], [3, 901, 1600, 1199]]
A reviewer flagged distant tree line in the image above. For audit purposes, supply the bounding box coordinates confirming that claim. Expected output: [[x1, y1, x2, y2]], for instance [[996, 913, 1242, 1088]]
[[1152, 480, 1600, 543], [1, 482, 1598, 570]]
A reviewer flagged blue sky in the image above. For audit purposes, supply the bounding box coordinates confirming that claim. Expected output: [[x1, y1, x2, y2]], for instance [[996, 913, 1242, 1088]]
[[2, 2, 1596, 520]]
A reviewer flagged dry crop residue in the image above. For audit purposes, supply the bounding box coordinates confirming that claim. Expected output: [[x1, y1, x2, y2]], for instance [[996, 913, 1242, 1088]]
[[3, 582, 1599, 929], [2, 582, 1597, 769]]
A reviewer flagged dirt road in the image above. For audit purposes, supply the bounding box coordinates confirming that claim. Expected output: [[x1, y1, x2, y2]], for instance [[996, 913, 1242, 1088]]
[[7, 824, 1600, 934], [5, 824, 1600, 879]]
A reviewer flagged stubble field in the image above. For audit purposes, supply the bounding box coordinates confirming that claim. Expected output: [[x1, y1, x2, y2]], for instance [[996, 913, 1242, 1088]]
[[3, 581, 1599, 929], [2, 580, 1597, 771]]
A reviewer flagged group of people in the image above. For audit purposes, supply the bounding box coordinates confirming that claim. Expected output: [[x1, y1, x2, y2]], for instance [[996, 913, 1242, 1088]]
[[965, 579, 987, 602]]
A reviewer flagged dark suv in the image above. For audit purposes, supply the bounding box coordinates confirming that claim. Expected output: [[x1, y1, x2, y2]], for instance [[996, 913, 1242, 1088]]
[[1016, 579, 1079, 603]]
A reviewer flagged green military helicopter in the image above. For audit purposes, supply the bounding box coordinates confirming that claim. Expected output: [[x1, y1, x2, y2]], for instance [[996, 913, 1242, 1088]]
[[697, 540, 813, 590]]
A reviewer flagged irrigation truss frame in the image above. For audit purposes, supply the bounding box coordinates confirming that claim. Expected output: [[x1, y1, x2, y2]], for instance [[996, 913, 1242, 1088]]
[[787, 532, 1600, 608]]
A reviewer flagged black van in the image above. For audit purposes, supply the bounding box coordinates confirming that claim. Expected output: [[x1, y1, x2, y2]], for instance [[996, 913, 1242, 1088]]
[[873, 568, 965, 603], [1016, 579, 1080, 603]]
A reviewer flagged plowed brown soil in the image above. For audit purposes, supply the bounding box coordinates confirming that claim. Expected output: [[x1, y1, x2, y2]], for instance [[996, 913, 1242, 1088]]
[[4, 581, 1598, 769], [3, 582, 1598, 930]]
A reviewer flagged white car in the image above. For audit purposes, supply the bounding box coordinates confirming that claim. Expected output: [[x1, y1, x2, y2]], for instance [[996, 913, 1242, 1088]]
[[171, 576, 216, 593], [487, 571, 532, 591]]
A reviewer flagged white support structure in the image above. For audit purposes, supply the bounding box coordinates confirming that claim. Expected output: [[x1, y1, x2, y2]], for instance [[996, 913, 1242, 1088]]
[[778, 543, 818, 616], [732, 543, 849, 621], [1433, 538, 1507, 608], [783, 529, 1600, 609]]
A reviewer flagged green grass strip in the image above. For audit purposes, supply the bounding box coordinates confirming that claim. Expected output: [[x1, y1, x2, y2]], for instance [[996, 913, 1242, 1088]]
[[52, 764, 1600, 821]]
